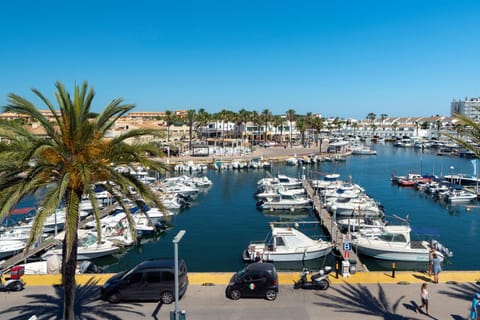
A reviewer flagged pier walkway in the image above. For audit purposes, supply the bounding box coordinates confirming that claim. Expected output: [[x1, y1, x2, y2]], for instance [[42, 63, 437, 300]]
[[303, 179, 368, 273]]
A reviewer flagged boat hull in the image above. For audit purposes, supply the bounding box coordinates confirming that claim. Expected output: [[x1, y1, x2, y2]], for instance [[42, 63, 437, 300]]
[[243, 245, 333, 262], [355, 240, 431, 262]]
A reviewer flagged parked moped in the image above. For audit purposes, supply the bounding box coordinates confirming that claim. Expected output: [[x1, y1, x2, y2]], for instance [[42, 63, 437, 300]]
[[0, 265, 25, 292], [293, 266, 332, 290]]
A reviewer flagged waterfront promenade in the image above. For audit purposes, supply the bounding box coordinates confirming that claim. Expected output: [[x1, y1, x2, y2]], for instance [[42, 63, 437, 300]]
[[163, 144, 326, 165], [2, 271, 480, 319]]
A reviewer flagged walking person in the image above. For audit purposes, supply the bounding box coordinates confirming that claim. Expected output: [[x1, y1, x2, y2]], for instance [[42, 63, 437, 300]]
[[431, 253, 442, 283], [470, 293, 480, 320], [416, 283, 429, 315], [428, 248, 435, 276]]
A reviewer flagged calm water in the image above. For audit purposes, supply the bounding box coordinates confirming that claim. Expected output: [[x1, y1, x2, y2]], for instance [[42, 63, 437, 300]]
[[20, 143, 480, 273]]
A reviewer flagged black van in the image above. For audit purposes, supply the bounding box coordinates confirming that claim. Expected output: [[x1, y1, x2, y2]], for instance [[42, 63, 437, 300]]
[[101, 258, 188, 304], [225, 262, 279, 301]]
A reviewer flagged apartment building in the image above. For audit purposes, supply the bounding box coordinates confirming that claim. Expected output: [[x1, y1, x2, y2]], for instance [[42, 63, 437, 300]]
[[451, 97, 480, 120]]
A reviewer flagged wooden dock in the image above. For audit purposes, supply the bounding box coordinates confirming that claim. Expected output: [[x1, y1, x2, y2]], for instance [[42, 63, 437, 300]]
[[303, 179, 369, 272], [0, 238, 60, 274]]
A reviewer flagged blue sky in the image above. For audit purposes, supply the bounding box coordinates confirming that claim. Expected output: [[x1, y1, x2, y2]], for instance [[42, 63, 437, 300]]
[[1, 0, 479, 119]]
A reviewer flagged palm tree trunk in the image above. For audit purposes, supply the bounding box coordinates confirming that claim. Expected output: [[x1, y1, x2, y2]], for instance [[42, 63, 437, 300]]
[[62, 189, 81, 320], [188, 125, 193, 151]]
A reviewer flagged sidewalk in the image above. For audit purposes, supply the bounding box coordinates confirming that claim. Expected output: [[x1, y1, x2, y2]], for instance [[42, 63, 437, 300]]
[[1, 280, 478, 319]]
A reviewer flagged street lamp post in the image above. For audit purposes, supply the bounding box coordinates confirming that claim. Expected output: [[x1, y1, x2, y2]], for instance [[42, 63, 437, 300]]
[[172, 230, 186, 320], [450, 166, 455, 183]]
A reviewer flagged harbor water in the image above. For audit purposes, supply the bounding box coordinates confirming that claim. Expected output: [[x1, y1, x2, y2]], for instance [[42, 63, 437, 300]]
[[12, 143, 480, 273]]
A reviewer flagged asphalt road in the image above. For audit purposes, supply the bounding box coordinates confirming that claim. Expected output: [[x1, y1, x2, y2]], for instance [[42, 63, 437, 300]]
[[0, 282, 477, 320]]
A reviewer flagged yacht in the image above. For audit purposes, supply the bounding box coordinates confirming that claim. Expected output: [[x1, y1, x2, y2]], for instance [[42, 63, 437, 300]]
[[257, 193, 312, 211], [42, 231, 120, 261], [353, 225, 453, 262], [0, 240, 26, 259], [243, 225, 333, 262], [446, 190, 477, 203]]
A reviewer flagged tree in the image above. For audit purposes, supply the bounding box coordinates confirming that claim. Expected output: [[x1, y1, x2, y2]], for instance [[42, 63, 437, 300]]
[[352, 122, 358, 136], [0, 82, 167, 319], [436, 120, 442, 138], [366, 112, 376, 122], [305, 112, 314, 146], [310, 117, 324, 147], [251, 110, 261, 144], [235, 109, 250, 140], [196, 108, 210, 140], [286, 109, 296, 148], [185, 109, 197, 151], [392, 122, 399, 138], [380, 113, 388, 122], [272, 115, 284, 144], [296, 118, 307, 146], [444, 110, 480, 157], [164, 110, 177, 143], [260, 109, 273, 143]]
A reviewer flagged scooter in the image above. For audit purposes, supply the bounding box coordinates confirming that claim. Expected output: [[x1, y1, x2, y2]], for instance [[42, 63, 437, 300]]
[[293, 266, 332, 290], [0, 272, 25, 292]]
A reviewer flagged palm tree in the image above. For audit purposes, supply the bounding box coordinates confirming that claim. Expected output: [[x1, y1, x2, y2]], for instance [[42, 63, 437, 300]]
[[216, 109, 232, 148], [272, 115, 284, 144], [0, 82, 167, 319], [286, 109, 296, 148], [380, 113, 388, 122], [311, 117, 324, 147], [392, 122, 399, 138], [164, 110, 177, 143], [296, 118, 307, 146], [367, 112, 376, 123], [234, 109, 250, 140], [196, 108, 210, 140], [185, 109, 197, 151], [305, 112, 314, 146], [260, 109, 273, 144], [443, 109, 480, 160], [251, 110, 261, 145], [435, 119, 442, 138], [352, 122, 359, 136]]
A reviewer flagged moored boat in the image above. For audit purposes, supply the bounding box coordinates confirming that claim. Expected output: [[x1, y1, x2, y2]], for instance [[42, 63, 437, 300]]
[[243, 225, 333, 262], [353, 224, 453, 262]]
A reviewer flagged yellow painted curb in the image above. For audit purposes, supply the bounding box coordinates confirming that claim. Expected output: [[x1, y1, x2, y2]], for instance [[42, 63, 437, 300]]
[[19, 271, 480, 286]]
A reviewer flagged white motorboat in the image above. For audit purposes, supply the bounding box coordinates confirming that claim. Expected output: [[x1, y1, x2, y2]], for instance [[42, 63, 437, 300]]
[[0, 240, 26, 259], [285, 157, 298, 166], [336, 217, 384, 233], [327, 196, 383, 217], [257, 193, 312, 211], [42, 231, 120, 261], [446, 190, 477, 203], [257, 174, 303, 190], [243, 226, 333, 262], [353, 225, 453, 262], [351, 145, 377, 155], [256, 184, 305, 200]]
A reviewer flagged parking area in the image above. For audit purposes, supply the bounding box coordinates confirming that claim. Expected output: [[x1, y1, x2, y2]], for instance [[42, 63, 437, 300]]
[[1, 280, 477, 319]]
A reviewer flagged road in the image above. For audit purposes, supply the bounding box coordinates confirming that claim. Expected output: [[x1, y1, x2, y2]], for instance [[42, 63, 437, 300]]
[[0, 281, 476, 319]]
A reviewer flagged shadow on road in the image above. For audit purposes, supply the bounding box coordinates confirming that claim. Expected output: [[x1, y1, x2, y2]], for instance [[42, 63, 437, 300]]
[[437, 281, 480, 320], [314, 282, 423, 320], [0, 278, 145, 320]]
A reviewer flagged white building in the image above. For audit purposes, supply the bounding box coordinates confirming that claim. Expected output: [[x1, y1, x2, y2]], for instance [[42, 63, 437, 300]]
[[451, 97, 480, 120]]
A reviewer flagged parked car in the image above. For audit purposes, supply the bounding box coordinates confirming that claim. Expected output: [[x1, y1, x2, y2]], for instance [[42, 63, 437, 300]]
[[101, 258, 188, 304], [225, 262, 278, 301]]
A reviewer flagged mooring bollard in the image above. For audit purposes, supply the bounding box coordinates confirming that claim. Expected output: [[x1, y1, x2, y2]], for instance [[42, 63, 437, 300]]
[[392, 262, 396, 278]]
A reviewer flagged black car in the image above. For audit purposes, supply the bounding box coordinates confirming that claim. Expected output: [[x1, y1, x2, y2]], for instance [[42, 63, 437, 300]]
[[225, 262, 279, 301], [101, 258, 188, 304]]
